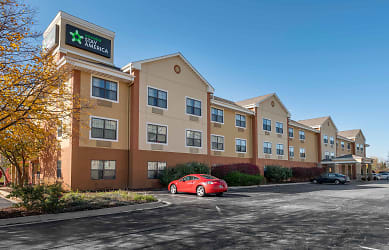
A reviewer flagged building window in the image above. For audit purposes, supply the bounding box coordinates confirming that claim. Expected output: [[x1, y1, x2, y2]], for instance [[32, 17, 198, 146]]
[[186, 98, 201, 116], [330, 136, 334, 145], [323, 135, 328, 144], [347, 143, 351, 150], [148, 87, 167, 109], [91, 160, 116, 180], [211, 108, 224, 123], [276, 122, 283, 134], [360, 144, 364, 152], [263, 118, 271, 131], [236, 139, 247, 153], [236, 114, 246, 128], [92, 76, 118, 101], [147, 124, 167, 144], [186, 130, 202, 147], [356, 144, 360, 151], [91, 117, 118, 141], [325, 151, 330, 160], [341, 141, 345, 149], [211, 135, 224, 151], [147, 162, 166, 179], [300, 148, 306, 158], [299, 130, 305, 140], [263, 142, 272, 154], [289, 146, 294, 158], [57, 160, 62, 178], [57, 120, 63, 138], [330, 152, 335, 159], [288, 128, 294, 138], [276, 144, 284, 155]]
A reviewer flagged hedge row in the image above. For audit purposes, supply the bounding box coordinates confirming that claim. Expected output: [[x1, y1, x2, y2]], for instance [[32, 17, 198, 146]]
[[211, 163, 260, 179]]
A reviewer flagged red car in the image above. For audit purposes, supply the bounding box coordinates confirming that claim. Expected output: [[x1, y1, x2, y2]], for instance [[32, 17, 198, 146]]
[[168, 174, 228, 197]]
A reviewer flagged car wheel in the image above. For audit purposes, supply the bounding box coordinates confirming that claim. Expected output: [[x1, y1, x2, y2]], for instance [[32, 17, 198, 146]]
[[196, 186, 206, 197], [334, 179, 340, 185], [216, 192, 224, 197], [170, 184, 177, 194], [312, 179, 318, 184]]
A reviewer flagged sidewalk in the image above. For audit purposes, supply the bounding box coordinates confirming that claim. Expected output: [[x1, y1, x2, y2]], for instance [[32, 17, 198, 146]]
[[0, 200, 170, 227]]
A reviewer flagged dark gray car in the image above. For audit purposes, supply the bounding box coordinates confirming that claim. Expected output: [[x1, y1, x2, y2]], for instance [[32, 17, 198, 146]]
[[311, 173, 350, 184]]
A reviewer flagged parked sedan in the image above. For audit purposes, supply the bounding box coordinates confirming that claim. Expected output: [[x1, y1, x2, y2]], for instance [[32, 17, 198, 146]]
[[168, 174, 228, 197], [377, 172, 389, 180], [311, 173, 350, 184]]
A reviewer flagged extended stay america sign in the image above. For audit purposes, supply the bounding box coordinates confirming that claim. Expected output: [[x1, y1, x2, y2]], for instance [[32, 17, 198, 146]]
[[65, 24, 111, 58]]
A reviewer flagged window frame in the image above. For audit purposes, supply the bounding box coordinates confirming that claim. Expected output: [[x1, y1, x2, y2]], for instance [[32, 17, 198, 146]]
[[235, 138, 247, 153], [323, 135, 329, 144], [325, 151, 330, 160], [276, 144, 284, 155], [211, 107, 224, 124], [263, 141, 272, 155], [90, 75, 119, 103], [288, 127, 294, 138], [147, 85, 168, 110], [211, 134, 225, 151], [341, 141, 345, 149], [330, 152, 335, 159], [275, 122, 283, 134], [146, 123, 168, 145], [300, 148, 306, 159], [185, 129, 203, 148], [90, 116, 119, 142], [185, 97, 202, 117], [330, 136, 335, 145], [147, 161, 167, 179], [91, 160, 116, 180], [263, 118, 271, 132], [235, 114, 247, 128], [289, 146, 294, 158], [57, 160, 62, 178], [299, 130, 305, 140]]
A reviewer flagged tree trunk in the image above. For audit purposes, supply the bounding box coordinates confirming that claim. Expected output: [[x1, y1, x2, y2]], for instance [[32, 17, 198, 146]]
[[0, 167, 9, 184]]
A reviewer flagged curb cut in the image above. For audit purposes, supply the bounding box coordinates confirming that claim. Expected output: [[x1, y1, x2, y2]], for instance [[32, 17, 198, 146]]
[[0, 199, 171, 228]]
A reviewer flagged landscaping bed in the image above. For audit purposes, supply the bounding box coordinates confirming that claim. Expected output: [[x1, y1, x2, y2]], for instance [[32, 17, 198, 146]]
[[0, 188, 157, 219]]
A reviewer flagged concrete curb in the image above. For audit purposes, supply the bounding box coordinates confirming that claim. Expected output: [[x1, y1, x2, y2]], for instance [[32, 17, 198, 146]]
[[0, 199, 171, 228], [228, 182, 310, 190], [0, 190, 19, 204]]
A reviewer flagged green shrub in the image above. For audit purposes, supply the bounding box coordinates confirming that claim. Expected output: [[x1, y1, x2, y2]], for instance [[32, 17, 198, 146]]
[[223, 171, 264, 186], [264, 165, 292, 182], [159, 162, 210, 186], [7, 183, 64, 212]]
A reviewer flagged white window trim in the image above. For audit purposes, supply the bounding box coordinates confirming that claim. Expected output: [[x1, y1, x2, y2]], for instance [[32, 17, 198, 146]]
[[262, 118, 271, 132], [210, 107, 224, 124], [275, 122, 283, 134], [299, 130, 305, 141], [147, 85, 168, 110], [90, 74, 119, 103], [288, 127, 294, 138], [300, 148, 306, 159], [89, 115, 119, 142], [185, 129, 203, 148], [276, 143, 284, 155], [330, 136, 335, 145], [146, 122, 168, 145], [289, 146, 294, 158], [235, 113, 247, 129], [235, 138, 247, 153], [211, 134, 225, 152], [185, 96, 202, 118], [323, 134, 328, 145], [263, 141, 272, 155]]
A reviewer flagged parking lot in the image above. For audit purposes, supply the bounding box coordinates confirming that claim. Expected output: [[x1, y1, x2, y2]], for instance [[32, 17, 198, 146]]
[[1, 181, 389, 249]]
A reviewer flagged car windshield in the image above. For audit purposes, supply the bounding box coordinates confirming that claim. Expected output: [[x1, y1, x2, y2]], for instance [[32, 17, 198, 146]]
[[200, 175, 218, 179]]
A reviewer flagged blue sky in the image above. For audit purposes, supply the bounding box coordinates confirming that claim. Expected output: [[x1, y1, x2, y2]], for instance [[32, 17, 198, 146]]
[[30, 0, 389, 160]]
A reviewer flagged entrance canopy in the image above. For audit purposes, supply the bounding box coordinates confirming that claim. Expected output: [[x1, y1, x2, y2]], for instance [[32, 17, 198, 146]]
[[321, 154, 373, 165]]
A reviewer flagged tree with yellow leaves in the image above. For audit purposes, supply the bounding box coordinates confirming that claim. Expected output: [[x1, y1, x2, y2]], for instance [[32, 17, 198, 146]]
[[0, 0, 81, 186]]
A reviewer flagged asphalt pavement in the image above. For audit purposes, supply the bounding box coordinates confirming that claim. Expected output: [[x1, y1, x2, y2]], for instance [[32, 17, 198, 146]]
[[1, 181, 389, 249]]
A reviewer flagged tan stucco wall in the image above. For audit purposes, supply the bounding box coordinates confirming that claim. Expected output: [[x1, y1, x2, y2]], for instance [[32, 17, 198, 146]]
[[354, 131, 366, 157], [55, 16, 114, 65], [320, 118, 337, 160], [336, 138, 353, 157], [210, 104, 253, 158], [138, 56, 208, 155], [257, 95, 289, 160], [78, 71, 130, 150], [289, 126, 319, 163]]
